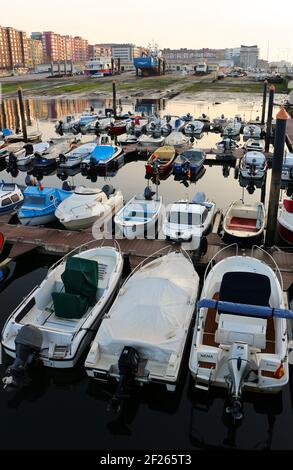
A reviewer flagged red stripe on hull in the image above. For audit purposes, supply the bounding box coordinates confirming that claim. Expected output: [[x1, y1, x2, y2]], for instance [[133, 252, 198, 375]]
[[277, 221, 293, 244]]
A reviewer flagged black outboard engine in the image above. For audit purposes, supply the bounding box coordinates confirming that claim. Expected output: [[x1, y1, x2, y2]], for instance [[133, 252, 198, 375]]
[[110, 346, 139, 413], [3, 325, 43, 390], [24, 143, 34, 156], [102, 184, 115, 198], [72, 123, 81, 135], [56, 120, 64, 135], [144, 186, 154, 200], [59, 153, 67, 164]]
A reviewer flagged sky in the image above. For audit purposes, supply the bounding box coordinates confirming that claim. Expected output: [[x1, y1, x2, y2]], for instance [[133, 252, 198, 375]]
[[2, 0, 293, 62]]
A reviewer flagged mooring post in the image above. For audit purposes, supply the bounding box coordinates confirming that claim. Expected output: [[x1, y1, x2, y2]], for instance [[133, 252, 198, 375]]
[[51, 61, 54, 76], [265, 85, 275, 153], [265, 107, 289, 247], [25, 99, 32, 126], [17, 87, 27, 143], [261, 80, 268, 125], [163, 60, 166, 75], [111, 58, 115, 76], [112, 81, 117, 118], [117, 58, 121, 74], [260, 172, 267, 204]]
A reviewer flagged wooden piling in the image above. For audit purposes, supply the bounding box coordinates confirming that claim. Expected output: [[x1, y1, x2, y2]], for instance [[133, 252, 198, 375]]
[[261, 80, 268, 125], [17, 87, 27, 143], [265, 107, 289, 247], [265, 85, 275, 152], [112, 81, 117, 118]]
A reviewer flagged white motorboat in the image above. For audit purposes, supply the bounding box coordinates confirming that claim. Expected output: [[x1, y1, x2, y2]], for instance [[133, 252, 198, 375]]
[[1, 243, 123, 375], [163, 192, 216, 250], [243, 124, 262, 139], [55, 115, 77, 133], [83, 117, 115, 133], [0, 182, 24, 214], [213, 114, 227, 127], [137, 133, 165, 148], [55, 186, 123, 230], [216, 138, 238, 153], [164, 131, 190, 150], [277, 198, 293, 244], [117, 133, 138, 146], [59, 142, 97, 168], [244, 139, 265, 152], [126, 117, 148, 135], [189, 247, 289, 419], [184, 121, 204, 136], [5, 142, 50, 166], [114, 188, 163, 239], [85, 251, 200, 392], [239, 151, 267, 187], [281, 152, 293, 185], [223, 119, 242, 137], [5, 128, 42, 143], [146, 116, 162, 135], [161, 115, 185, 135], [223, 200, 265, 246]]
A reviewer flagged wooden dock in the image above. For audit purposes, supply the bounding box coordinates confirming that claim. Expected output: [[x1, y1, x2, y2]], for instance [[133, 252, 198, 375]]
[[0, 216, 292, 291]]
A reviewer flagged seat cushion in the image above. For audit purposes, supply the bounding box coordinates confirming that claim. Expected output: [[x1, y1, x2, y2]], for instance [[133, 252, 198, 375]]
[[52, 292, 89, 319]]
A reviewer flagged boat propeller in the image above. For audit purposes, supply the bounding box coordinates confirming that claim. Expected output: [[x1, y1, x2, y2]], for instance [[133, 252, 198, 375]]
[[2, 325, 43, 391], [109, 346, 139, 413]]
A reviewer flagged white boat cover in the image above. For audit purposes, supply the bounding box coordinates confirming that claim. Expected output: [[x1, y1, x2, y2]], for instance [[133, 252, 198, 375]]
[[96, 252, 198, 362]]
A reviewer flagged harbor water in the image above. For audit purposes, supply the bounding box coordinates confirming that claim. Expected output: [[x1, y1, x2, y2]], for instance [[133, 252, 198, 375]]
[[0, 95, 292, 450]]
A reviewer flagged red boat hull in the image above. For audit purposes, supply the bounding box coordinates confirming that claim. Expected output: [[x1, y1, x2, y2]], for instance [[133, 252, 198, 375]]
[[277, 220, 293, 244]]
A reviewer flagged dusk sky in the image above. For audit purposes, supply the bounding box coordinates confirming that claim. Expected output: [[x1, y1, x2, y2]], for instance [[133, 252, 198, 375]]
[[2, 0, 292, 62]]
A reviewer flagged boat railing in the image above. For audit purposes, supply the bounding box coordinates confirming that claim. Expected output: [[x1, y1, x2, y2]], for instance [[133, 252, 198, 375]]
[[204, 243, 239, 283], [49, 239, 121, 272], [121, 245, 183, 287], [251, 245, 283, 291]]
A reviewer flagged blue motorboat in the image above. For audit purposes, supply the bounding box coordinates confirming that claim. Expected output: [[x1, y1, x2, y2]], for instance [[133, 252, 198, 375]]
[[80, 145, 123, 172], [173, 149, 206, 179], [18, 186, 72, 226], [0, 182, 24, 213], [33, 153, 57, 170]]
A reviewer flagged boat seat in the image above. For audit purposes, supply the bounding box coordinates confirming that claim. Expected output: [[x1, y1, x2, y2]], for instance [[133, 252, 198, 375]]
[[52, 292, 89, 319], [227, 217, 257, 232]]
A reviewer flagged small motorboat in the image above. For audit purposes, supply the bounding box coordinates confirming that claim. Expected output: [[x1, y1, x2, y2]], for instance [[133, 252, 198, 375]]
[[173, 149, 206, 179], [83, 117, 115, 134], [223, 119, 242, 137], [145, 145, 176, 175], [216, 138, 238, 154], [0, 142, 26, 159], [161, 115, 185, 135], [0, 182, 24, 213], [164, 131, 190, 150], [146, 116, 162, 135], [55, 186, 123, 230], [277, 198, 293, 244], [80, 145, 123, 172], [5, 129, 42, 143], [243, 124, 262, 140], [1, 243, 123, 374], [55, 115, 77, 133], [108, 119, 130, 136], [181, 112, 193, 122], [244, 139, 265, 152], [223, 200, 265, 246], [117, 133, 138, 146], [163, 192, 215, 250], [114, 187, 163, 239], [126, 116, 148, 136], [184, 121, 204, 136], [85, 251, 200, 393], [189, 249, 289, 420], [18, 186, 72, 226], [281, 152, 293, 187], [5, 142, 50, 166], [213, 114, 227, 128], [239, 151, 267, 187], [137, 133, 165, 148], [59, 142, 97, 168]]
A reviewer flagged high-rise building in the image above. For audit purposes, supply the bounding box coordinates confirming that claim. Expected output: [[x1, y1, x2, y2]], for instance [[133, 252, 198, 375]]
[[239, 45, 259, 69], [42, 31, 88, 63], [88, 44, 112, 59], [27, 37, 44, 67], [0, 25, 28, 70]]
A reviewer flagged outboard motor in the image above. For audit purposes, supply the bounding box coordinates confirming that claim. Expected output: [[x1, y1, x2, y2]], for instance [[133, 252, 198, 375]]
[[110, 346, 139, 413], [102, 184, 115, 198], [56, 120, 63, 135], [225, 342, 250, 420], [3, 325, 43, 390], [24, 143, 34, 156], [59, 153, 67, 164], [72, 123, 81, 135], [144, 186, 154, 200]]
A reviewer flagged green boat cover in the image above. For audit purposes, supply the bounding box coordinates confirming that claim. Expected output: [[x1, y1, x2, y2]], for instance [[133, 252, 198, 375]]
[[53, 256, 99, 319]]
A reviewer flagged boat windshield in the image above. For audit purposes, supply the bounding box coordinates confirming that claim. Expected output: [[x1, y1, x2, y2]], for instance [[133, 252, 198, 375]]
[[24, 195, 47, 206], [168, 211, 201, 225]]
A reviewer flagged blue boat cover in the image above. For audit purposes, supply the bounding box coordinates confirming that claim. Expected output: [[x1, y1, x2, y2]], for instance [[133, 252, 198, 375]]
[[2, 128, 13, 136], [89, 145, 116, 162], [197, 298, 293, 319]]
